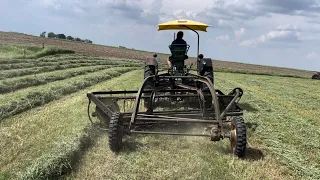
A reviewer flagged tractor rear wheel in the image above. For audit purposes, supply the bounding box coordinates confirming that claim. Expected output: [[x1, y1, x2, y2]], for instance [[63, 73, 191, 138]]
[[230, 116, 247, 158], [144, 65, 156, 109], [202, 69, 214, 112], [144, 65, 156, 79], [108, 112, 123, 153]]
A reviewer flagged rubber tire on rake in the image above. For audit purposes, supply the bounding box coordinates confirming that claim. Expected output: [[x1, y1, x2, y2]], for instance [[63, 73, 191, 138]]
[[230, 116, 247, 157], [108, 112, 124, 152]]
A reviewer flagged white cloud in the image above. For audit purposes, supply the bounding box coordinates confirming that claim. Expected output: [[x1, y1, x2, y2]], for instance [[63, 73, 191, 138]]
[[234, 28, 245, 39], [240, 30, 300, 47], [276, 24, 299, 31], [216, 35, 230, 41], [306, 52, 319, 59], [2, 0, 320, 71]]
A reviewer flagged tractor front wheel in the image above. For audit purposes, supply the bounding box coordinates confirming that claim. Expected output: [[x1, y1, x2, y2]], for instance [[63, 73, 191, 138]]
[[230, 116, 247, 157], [108, 112, 123, 153]]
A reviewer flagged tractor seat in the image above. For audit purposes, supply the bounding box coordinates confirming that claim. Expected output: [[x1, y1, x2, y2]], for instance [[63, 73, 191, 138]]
[[169, 44, 190, 61]]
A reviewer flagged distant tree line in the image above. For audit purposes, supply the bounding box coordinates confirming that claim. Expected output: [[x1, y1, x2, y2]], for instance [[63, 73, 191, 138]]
[[40, 31, 92, 43]]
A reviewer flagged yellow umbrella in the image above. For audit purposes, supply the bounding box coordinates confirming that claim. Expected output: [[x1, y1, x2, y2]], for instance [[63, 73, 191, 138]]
[[157, 19, 211, 32]]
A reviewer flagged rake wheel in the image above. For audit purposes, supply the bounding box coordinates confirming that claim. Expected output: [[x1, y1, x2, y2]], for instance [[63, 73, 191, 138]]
[[108, 112, 123, 153], [230, 116, 247, 157]]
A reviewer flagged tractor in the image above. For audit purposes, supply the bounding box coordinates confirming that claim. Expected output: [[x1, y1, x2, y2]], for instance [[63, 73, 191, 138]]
[[87, 19, 247, 157], [312, 72, 320, 80]]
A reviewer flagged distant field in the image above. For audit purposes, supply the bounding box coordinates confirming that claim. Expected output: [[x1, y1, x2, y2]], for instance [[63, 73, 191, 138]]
[[0, 31, 315, 78], [0, 37, 319, 180]]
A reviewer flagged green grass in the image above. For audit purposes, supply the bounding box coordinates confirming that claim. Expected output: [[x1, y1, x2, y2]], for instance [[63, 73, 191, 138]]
[[0, 65, 115, 93], [0, 70, 141, 179], [0, 44, 75, 59], [0, 64, 107, 80], [0, 67, 137, 120], [213, 68, 307, 79], [0, 59, 140, 70], [65, 72, 319, 180], [4, 70, 318, 180]]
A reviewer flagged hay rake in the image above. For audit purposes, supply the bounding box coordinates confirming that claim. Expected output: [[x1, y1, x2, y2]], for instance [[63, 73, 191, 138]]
[[87, 19, 248, 157]]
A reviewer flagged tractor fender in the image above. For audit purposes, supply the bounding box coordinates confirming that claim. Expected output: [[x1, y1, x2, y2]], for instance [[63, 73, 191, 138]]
[[198, 58, 213, 74], [200, 58, 213, 67]]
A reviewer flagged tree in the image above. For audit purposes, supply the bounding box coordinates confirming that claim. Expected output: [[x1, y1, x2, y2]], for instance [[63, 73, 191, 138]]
[[56, 34, 66, 39], [84, 39, 93, 43], [75, 37, 82, 41], [47, 32, 56, 38], [67, 36, 74, 40], [40, 31, 46, 37]]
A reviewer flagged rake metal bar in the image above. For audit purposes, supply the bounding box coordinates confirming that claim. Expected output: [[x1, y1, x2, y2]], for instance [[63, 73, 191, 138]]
[[138, 114, 208, 121], [135, 117, 214, 123], [220, 90, 241, 119], [130, 130, 211, 137]]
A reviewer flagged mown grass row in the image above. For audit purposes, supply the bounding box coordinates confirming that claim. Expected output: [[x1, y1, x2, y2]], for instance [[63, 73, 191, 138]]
[[20, 124, 104, 180], [0, 63, 108, 80], [0, 70, 141, 179], [0, 58, 141, 70], [214, 68, 308, 79], [0, 57, 143, 65], [0, 53, 143, 65], [0, 65, 114, 93], [0, 43, 75, 60], [0, 67, 138, 121]]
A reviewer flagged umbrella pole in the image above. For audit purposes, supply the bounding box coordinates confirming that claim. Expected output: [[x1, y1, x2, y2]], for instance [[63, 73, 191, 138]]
[[182, 25, 200, 74]]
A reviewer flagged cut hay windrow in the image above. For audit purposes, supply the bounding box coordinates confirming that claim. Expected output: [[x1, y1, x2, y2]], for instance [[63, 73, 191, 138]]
[[0, 67, 138, 121], [0, 64, 108, 80], [0, 58, 142, 70], [0, 65, 113, 93], [19, 124, 104, 180], [0, 70, 141, 179]]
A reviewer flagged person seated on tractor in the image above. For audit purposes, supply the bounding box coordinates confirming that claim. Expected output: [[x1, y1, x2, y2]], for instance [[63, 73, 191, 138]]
[[167, 31, 187, 68]]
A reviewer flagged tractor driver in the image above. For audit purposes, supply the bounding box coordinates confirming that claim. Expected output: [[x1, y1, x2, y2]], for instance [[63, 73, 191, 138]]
[[167, 31, 187, 68]]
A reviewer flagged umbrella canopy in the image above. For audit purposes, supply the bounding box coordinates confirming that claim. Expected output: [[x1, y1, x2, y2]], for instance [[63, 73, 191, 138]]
[[158, 19, 211, 32]]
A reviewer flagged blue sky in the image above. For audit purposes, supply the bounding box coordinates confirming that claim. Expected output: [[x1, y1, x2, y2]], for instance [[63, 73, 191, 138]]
[[1, 0, 320, 71]]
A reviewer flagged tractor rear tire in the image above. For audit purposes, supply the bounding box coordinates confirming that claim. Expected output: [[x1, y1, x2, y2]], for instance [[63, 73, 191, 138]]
[[202, 69, 214, 111], [230, 116, 247, 158], [312, 74, 319, 80], [108, 112, 123, 153], [144, 65, 156, 79], [144, 65, 155, 109]]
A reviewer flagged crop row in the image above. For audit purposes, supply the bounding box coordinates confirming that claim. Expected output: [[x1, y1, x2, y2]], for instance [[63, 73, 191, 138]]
[[0, 65, 115, 94], [0, 54, 143, 65], [0, 70, 140, 179], [0, 67, 138, 120], [0, 64, 109, 80], [0, 59, 142, 70]]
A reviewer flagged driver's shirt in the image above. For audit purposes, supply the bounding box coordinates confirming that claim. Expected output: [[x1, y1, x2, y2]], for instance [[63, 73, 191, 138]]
[[171, 38, 187, 45]]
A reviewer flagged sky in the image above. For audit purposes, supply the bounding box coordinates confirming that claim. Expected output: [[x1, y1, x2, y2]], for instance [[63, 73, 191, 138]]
[[1, 0, 320, 71]]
